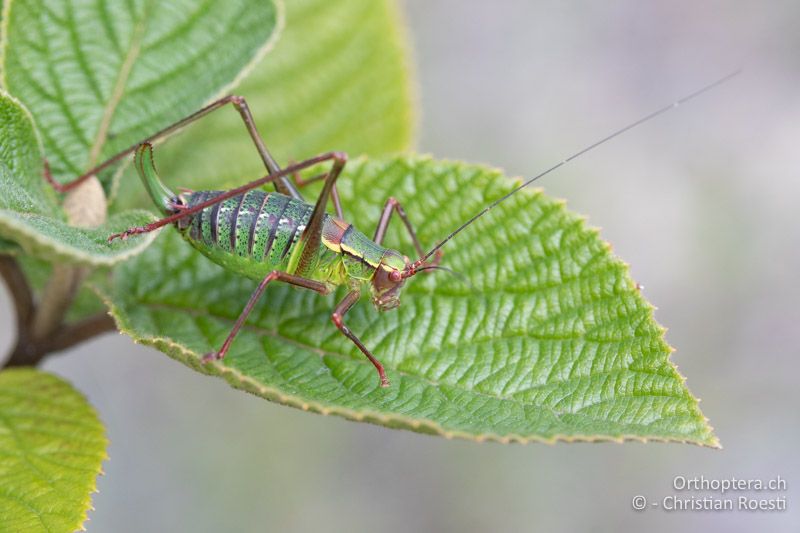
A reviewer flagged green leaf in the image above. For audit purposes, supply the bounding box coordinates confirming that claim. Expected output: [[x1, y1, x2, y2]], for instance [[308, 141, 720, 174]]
[[143, 0, 415, 197], [0, 369, 107, 532], [0, 1, 281, 264], [0, 236, 19, 255], [0, 90, 157, 265], [1, 0, 282, 185], [99, 156, 718, 446]]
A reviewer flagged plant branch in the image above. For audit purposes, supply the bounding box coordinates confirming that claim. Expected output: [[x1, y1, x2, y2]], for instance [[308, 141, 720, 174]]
[[5, 312, 116, 367], [0, 255, 35, 327], [45, 313, 117, 353], [2, 253, 116, 367]]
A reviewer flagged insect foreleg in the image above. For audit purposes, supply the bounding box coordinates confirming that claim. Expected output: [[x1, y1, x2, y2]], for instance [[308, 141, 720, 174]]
[[202, 271, 330, 363], [373, 197, 442, 266], [332, 289, 390, 387], [46, 95, 301, 200], [289, 154, 391, 387]]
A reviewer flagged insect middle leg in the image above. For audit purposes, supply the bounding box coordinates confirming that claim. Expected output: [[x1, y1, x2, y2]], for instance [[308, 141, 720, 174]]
[[286, 160, 344, 219], [196, 152, 388, 386], [287, 154, 391, 387], [332, 289, 390, 387], [290, 156, 394, 387], [203, 271, 330, 363], [46, 95, 301, 200], [112, 148, 391, 387]]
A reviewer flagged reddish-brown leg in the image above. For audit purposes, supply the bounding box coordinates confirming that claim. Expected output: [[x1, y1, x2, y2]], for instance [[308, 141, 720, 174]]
[[293, 153, 348, 275], [202, 271, 329, 363], [46, 95, 302, 200], [288, 160, 343, 219], [332, 289, 389, 387], [373, 197, 442, 266]]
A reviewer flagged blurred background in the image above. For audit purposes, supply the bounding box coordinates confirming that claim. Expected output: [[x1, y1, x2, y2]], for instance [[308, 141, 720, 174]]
[[2, 0, 798, 531]]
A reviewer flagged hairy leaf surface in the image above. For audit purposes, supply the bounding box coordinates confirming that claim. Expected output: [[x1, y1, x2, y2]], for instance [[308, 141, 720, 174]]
[[101, 156, 717, 446], [1, 0, 281, 185], [0, 369, 107, 532], [0, 0, 280, 264]]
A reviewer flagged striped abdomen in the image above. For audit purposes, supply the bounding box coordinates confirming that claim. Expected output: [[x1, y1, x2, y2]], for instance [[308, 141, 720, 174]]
[[179, 190, 314, 278]]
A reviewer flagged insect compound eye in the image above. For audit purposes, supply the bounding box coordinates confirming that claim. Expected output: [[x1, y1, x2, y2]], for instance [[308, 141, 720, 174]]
[[389, 270, 402, 283]]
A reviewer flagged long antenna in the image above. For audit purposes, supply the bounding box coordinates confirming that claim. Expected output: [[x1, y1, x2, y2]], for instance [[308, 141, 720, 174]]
[[418, 70, 741, 264]]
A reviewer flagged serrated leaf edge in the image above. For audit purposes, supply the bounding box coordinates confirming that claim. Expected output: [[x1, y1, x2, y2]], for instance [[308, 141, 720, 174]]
[[0, 369, 109, 532], [70, 373, 109, 533], [92, 206, 720, 451]]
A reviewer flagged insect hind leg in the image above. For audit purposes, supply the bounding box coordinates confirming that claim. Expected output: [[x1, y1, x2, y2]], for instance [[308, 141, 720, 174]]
[[46, 95, 301, 199], [108, 151, 348, 242]]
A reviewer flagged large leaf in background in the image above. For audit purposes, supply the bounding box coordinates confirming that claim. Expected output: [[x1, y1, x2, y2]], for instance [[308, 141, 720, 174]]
[[0, 90, 155, 264], [100, 157, 717, 446], [0, 369, 107, 532], [137, 0, 415, 199], [1, 0, 281, 185]]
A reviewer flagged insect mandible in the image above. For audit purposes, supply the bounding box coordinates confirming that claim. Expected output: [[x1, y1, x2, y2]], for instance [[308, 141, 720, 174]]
[[47, 72, 738, 387]]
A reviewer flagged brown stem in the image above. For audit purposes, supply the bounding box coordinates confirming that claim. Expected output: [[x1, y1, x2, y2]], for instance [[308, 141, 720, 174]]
[[45, 313, 116, 353], [0, 255, 35, 327], [2, 252, 116, 367], [1, 255, 37, 367], [5, 312, 116, 367]]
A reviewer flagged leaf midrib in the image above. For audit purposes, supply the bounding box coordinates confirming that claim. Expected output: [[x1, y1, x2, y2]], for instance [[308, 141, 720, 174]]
[[85, 4, 148, 169], [0, 410, 71, 509]]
